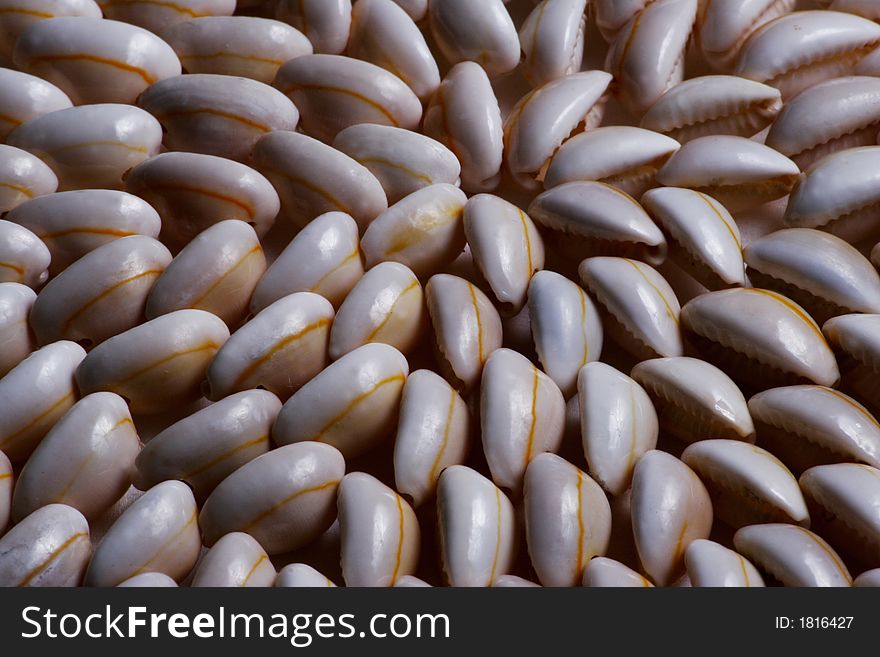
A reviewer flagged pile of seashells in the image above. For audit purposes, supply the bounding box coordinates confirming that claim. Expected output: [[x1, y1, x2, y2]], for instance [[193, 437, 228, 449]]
[[1, 0, 880, 589]]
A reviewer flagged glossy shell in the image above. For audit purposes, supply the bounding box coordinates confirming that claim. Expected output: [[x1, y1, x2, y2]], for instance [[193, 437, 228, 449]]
[[100, 0, 236, 34], [0, 144, 58, 212], [582, 556, 654, 587], [0, 68, 71, 142], [428, 0, 520, 77], [191, 532, 276, 588], [0, 283, 36, 377], [0, 0, 102, 60], [699, 0, 796, 71], [275, 563, 337, 588], [519, 0, 586, 86], [275, 0, 351, 55], [0, 220, 51, 288], [685, 539, 765, 587], [824, 313, 880, 410]]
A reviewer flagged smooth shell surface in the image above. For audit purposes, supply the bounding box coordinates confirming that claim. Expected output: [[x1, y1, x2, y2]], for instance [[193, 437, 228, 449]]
[[582, 557, 654, 587], [0, 144, 58, 212], [0, 68, 71, 141], [0, 283, 35, 377], [275, 563, 337, 588], [685, 539, 765, 587], [519, 0, 586, 86], [0, 0, 102, 60], [117, 572, 178, 587], [699, 0, 796, 71], [428, 0, 520, 77], [275, 0, 351, 55], [100, 0, 236, 34], [0, 220, 51, 288], [191, 532, 276, 588]]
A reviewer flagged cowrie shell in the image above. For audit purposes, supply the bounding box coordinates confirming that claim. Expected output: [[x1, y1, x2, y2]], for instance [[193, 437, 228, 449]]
[[855, 40, 880, 75], [437, 465, 516, 587], [75, 308, 229, 415], [524, 452, 611, 587], [592, 0, 652, 42], [0, 450, 11, 534], [582, 557, 654, 587], [86, 480, 200, 586], [519, 0, 587, 86], [0, 68, 71, 142], [0, 219, 50, 288], [684, 539, 765, 587], [824, 313, 880, 411], [394, 575, 431, 587], [388, 0, 425, 21], [99, 0, 236, 34], [393, 369, 471, 508], [698, 0, 796, 72], [0, 144, 58, 213], [275, 563, 337, 587], [0, 0, 102, 61], [191, 532, 276, 588], [117, 572, 178, 587], [493, 575, 540, 587], [0, 283, 35, 378], [275, 0, 352, 55], [0, 503, 90, 587], [0, 340, 85, 463], [830, 0, 880, 19], [12, 391, 139, 522], [338, 472, 420, 587], [854, 569, 880, 587], [206, 292, 333, 401], [134, 389, 279, 501]]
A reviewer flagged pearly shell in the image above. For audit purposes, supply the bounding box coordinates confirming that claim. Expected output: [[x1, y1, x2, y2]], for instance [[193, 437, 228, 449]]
[[685, 539, 766, 587], [99, 0, 236, 34], [0, 220, 50, 288], [592, 0, 652, 41], [117, 572, 178, 587], [275, 0, 351, 55], [0, 68, 71, 142], [275, 564, 337, 588], [582, 557, 654, 587], [0, 283, 35, 377], [0, 144, 58, 212], [699, 0, 796, 72], [191, 532, 275, 588], [0, 0, 102, 61], [519, 0, 586, 86], [428, 0, 520, 77]]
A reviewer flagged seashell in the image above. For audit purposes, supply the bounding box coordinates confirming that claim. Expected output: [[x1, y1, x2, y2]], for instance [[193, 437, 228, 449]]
[[275, 0, 352, 55], [830, 0, 880, 20], [641, 187, 745, 290], [117, 572, 178, 587], [0, 0, 102, 61], [329, 261, 424, 360], [0, 220, 51, 288], [631, 357, 755, 444], [684, 539, 765, 587], [75, 309, 229, 415], [680, 288, 839, 390], [206, 292, 333, 401], [0, 68, 71, 142], [492, 575, 540, 587], [577, 362, 658, 497], [428, 0, 520, 77], [527, 270, 603, 399], [437, 465, 516, 587], [160, 16, 309, 84], [6, 190, 161, 276], [388, 0, 425, 22], [605, 0, 699, 114], [766, 76, 880, 169], [12, 391, 139, 522], [503, 70, 612, 189], [578, 256, 683, 361], [393, 369, 471, 508], [733, 523, 852, 587], [275, 564, 337, 587], [0, 144, 58, 212], [273, 54, 421, 144], [854, 569, 880, 587], [0, 450, 11, 533], [592, 0, 652, 41], [337, 472, 420, 587], [630, 450, 713, 586], [252, 130, 387, 231], [735, 10, 880, 101], [7, 103, 162, 191], [698, 0, 796, 72], [30, 235, 171, 348], [855, 42, 880, 75], [0, 340, 85, 463], [361, 184, 468, 278], [824, 313, 880, 411], [582, 557, 654, 587], [273, 342, 409, 459], [138, 73, 299, 163], [191, 532, 276, 588], [85, 480, 200, 586], [641, 75, 782, 144], [656, 135, 800, 212], [394, 575, 432, 587], [523, 453, 611, 587], [12, 17, 179, 105], [0, 504, 90, 587], [422, 62, 503, 193], [99, 0, 235, 34], [333, 124, 460, 206], [519, 0, 587, 86], [126, 151, 279, 252], [425, 273, 503, 392], [135, 389, 279, 501], [0, 283, 35, 380], [749, 385, 880, 473], [800, 463, 880, 570], [145, 220, 266, 327], [250, 212, 363, 313], [199, 442, 344, 554], [348, 0, 439, 103]]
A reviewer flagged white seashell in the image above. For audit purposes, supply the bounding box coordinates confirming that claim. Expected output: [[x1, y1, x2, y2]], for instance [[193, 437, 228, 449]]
[[605, 0, 699, 114], [0, 144, 58, 212], [138, 73, 299, 163], [824, 313, 880, 410], [329, 261, 424, 360], [273, 342, 409, 458], [641, 75, 782, 143], [854, 569, 880, 587], [684, 539, 765, 587], [361, 184, 468, 278], [30, 235, 171, 348], [656, 135, 800, 212], [577, 362, 658, 497], [275, 0, 352, 55], [582, 557, 654, 587], [12, 391, 139, 522], [855, 41, 880, 75], [0, 340, 85, 463], [0, 220, 50, 288], [437, 465, 516, 587], [117, 572, 178, 587], [735, 10, 880, 100], [630, 450, 713, 586], [206, 292, 333, 401], [699, 0, 796, 72], [85, 480, 200, 586], [428, 0, 520, 77], [388, 0, 425, 21], [0, 0, 102, 61], [0, 283, 35, 378], [0, 450, 12, 534], [592, 0, 652, 41], [393, 369, 470, 508], [275, 563, 337, 587], [733, 523, 852, 587], [253, 130, 387, 231], [0, 504, 90, 587], [273, 54, 421, 143], [7, 103, 162, 191], [394, 575, 431, 587], [135, 389, 279, 501], [632, 357, 755, 444], [579, 256, 683, 360], [528, 270, 602, 399], [333, 124, 460, 206], [519, 0, 586, 86], [830, 0, 880, 19], [161, 16, 309, 84], [191, 532, 276, 588], [641, 187, 745, 290], [338, 472, 420, 587], [250, 212, 363, 313], [75, 309, 229, 415], [422, 62, 503, 193], [492, 575, 540, 588], [99, 0, 235, 34], [524, 453, 611, 587], [0, 68, 71, 142]]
